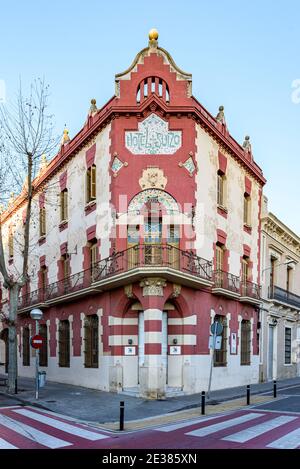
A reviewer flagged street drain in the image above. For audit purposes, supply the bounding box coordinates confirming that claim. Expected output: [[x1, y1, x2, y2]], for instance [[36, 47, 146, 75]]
[[45, 400, 56, 403]]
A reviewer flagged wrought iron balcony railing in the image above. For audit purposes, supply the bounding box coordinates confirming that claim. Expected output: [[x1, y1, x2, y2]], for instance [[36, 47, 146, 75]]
[[18, 244, 213, 309], [212, 270, 240, 294], [269, 285, 300, 309], [212, 271, 261, 300], [240, 280, 261, 300]]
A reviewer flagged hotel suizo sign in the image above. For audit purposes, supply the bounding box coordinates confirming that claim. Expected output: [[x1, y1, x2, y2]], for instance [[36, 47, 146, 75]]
[[125, 113, 182, 155]]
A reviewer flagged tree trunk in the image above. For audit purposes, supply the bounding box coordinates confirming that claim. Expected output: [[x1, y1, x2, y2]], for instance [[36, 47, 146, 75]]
[[7, 283, 20, 394]]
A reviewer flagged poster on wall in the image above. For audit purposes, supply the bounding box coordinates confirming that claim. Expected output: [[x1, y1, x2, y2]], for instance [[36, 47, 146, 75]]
[[231, 333, 237, 354]]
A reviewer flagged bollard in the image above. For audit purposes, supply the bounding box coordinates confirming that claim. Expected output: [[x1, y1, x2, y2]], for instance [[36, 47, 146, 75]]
[[246, 385, 250, 405], [14, 379, 18, 394], [119, 401, 125, 431], [201, 391, 205, 415], [273, 380, 277, 398]]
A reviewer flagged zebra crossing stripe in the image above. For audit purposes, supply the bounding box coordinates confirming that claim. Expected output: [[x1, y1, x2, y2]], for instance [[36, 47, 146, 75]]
[[13, 409, 109, 441], [267, 428, 300, 449], [0, 414, 71, 449], [222, 415, 297, 443], [186, 413, 265, 437], [0, 437, 18, 449], [156, 414, 228, 432]]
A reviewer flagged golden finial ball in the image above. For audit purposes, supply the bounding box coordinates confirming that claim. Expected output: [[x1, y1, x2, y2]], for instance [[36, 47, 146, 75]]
[[149, 28, 159, 41]]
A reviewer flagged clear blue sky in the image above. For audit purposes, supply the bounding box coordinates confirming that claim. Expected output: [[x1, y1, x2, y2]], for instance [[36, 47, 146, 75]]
[[1, 0, 299, 233]]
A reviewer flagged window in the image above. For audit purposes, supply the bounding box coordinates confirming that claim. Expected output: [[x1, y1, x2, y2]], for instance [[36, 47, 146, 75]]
[[39, 324, 48, 367], [287, 266, 292, 292], [22, 326, 30, 366], [60, 189, 68, 221], [217, 171, 226, 207], [241, 256, 251, 296], [90, 241, 98, 270], [8, 230, 14, 258], [58, 320, 70, 367], [86, 165, 96, 203], [214, 315, 227, 366], [61, 254, 70, 280], [270, 257, 276, 289], [243, 194, 251, 225], [84, 315, 99, 368], [285, 327, 292, 364], [40, 266, 47, 290], [39, 207, 46, 236], [215, 243, 225, 287], [216, 244, 224, 272], [136, 77, 170, 103], [240, 320, 251, 365]]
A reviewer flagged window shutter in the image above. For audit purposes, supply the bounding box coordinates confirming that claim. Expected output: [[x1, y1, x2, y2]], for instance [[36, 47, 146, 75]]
[[86, 168, 91, 202], [91, 166, 96, 199]]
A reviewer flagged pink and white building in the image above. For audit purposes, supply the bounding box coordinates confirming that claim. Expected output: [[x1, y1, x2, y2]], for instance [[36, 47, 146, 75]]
[[0, 30, 265, 398]]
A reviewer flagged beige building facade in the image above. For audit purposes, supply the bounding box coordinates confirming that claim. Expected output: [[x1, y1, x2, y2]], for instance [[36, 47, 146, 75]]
[[260, 196, 300, 381]]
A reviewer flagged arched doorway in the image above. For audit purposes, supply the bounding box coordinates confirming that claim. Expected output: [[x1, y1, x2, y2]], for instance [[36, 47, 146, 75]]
[[0, 328, 8, 373]]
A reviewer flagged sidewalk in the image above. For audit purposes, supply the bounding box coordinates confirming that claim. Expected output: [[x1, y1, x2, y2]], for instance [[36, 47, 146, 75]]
[[1, 374, 300, 429]]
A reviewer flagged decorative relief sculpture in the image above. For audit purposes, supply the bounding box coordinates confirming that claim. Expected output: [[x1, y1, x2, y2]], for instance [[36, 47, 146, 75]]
[[125, 113, 182, 155], [140, 277, 167, 296], [139, 167, 167, 190]]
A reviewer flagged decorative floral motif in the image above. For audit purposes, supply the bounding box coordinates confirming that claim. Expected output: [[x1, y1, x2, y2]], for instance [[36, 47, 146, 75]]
[[128, 189, 178, 215], [139, 167, 167, 190]]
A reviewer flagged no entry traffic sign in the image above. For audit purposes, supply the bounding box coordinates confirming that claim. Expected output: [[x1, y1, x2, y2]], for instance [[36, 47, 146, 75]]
[[30, 335, 44, 349]]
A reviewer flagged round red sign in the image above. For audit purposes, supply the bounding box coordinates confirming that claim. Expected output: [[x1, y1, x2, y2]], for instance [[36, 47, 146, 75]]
[[30, 335, 44, 349]]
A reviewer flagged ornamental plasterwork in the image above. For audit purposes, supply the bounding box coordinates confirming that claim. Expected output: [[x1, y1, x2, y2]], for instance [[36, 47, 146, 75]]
[[111, 153, 128, 177], [171, 284, 181, 298], [140, 277, 167, 296], [128, 189, 178, 215], [125, 113, 182, 155], [178, 155, 196, 176], [139, 167, 167, 190]]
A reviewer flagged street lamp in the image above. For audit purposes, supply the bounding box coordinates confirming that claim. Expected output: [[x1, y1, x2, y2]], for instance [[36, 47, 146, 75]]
[[30, 308, 43, 399]]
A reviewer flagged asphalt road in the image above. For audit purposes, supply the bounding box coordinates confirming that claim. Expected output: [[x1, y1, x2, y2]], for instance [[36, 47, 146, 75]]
[[253, 384, 300, 413]]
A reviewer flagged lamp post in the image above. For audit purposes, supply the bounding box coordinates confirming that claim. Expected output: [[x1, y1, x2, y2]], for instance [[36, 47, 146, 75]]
[[30, 308, 43, 399]]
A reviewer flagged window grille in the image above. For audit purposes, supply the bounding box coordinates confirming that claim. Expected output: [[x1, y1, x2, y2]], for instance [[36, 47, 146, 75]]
[[58, 320, 70, 367], [84, 315, 99, 368], [240, 320, 251, 365]]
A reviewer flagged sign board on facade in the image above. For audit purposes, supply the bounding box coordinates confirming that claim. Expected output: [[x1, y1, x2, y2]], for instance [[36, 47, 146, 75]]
[[125, 114, 182, 155], [30, 335, 44, 349], [231, 333, 237, 354], [124, 346, 136, 356], [208, 335, 222, 350], [169, 346, 181, 355]]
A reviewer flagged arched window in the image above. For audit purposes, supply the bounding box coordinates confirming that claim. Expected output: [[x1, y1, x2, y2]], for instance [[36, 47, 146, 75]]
[[84, 315, 99, 368], [136, 77, 170, 103]]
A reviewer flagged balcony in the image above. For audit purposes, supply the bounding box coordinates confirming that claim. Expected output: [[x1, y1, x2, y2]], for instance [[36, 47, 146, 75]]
[[212, 270, 261, 304], [18, 245, 213, 312], [240, 280, 261, 305], [212, 270, 241, 299], [268, 285, 300, 309]]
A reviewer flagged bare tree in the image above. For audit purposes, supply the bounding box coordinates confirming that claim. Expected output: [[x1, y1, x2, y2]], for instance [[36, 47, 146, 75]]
[[0, 78, 58, 393]]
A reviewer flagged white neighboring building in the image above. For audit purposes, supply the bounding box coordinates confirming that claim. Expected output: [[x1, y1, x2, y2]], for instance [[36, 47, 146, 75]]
[[260, 196, 300, 381]]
